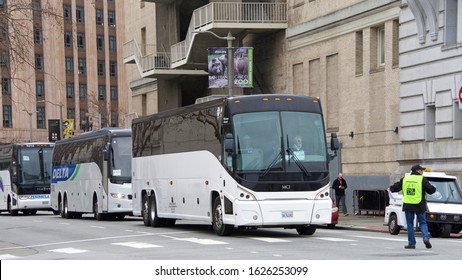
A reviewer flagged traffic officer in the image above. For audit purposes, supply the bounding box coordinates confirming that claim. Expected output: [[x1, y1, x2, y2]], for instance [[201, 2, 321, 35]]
[[389, 164, 436, 249]]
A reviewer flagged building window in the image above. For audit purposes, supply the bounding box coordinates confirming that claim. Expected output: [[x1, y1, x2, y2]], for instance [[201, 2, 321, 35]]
[[0, 0, 5, 9], [64, 31, 72, 48], [2, 78, 10, 95], [33, 0, 41, 17], [97, 35, 104, 51], [76, 6, 85, 23], [392, 20, 399, 67], [67, 108, 75, 120], [96, 9, 103, 25], [355, 31, 363, 75], [65, 57, 73, 73], [98, 85, 106, 100], [97, 60, 105, 76], [111, 112, 119, 127], [34, 28, 43, 44], [425, 105, 436, 141], [109, 36, 116, 52], [37, 107, 46, 129], [79, 83, 87, 99], [36, 80, 45, 97], [78, 58, 86, 74], [3, 105, 12, 128], [377, 26, 385, 67], [445, 0, 461, 45], [66, 83, 74, 99], [110, 86, 118, 101], [0, 22, 7, 43], [80, 109, 87, 130], [1, 51, 9, 67], [108, 10, 116, 26], [35, 54, 43, 70], [77, 33, 85, 48], [110, 61, 117, 77], [63, 4, 72, 22]]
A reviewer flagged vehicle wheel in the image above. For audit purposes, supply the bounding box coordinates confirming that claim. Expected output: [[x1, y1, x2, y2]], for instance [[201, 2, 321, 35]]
[[28, 210, 37, 215], [59, 196, 66, 218], [53, 210, 60, 215], [441, 224, 452, 238], [142, 194, 151, 226], [149, 194, 164, 227], [212, 196, 233, 236], [63, 196, 71, 219], [8, 199, 19, 216], [430, 228, 441, 238], [93, 196, 104, 221], [296, 225, 317, 235], [388, 214, 400, 235], [115, 214, 125, 220], [73, 212, 82, 219]]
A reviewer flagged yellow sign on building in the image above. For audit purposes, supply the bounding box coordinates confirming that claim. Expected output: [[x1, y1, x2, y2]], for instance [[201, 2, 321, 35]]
[[62, 119, 75, 139]]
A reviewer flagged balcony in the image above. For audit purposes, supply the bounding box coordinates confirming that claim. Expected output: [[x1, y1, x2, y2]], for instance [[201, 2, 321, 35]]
[[124, 2, 287, 78]]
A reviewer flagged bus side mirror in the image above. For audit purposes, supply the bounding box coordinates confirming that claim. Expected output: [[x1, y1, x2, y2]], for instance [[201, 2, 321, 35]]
[[12, 174, 18, 184], [224, 133, 235, 153], [330, 133, 339, 151], [103, 144, 110, 161]]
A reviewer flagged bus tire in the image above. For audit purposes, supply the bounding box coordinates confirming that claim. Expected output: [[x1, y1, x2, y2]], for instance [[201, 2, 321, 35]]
[[296, 225, 317, 235], [388, 214, 400, 235], [212, 196, 233, 236], [63, 196, 71, 219], [60, 196, 66, 218], [149, 194, 164, 227], [142, 194, 151, 226], [93, 196, 104, 221], [8, 198, 18, 216]]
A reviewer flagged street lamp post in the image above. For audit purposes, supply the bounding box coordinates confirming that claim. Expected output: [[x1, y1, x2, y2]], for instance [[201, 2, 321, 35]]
[[38, 100, 64, 139], [192, 30, 235, 97], [22, 109, 37, 142]]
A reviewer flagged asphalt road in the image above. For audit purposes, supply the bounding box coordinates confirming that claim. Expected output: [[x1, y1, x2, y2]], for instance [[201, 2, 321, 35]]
[[1, 211, 461, 260]]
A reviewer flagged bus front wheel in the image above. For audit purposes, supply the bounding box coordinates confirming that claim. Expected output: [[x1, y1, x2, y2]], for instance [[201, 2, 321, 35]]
[[8, 199, 18, 216], [212, 196, 233, 236], [62, 196, 71, 219], [149, 194, 163, 227], [93, 196, 104, 221]]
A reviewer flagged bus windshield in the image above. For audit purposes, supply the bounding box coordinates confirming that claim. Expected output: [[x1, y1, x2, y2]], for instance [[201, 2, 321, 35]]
[[427, 178, 462, 204], [18, 147, 53, 185], [111, 136, 132, 178], [233, 111, 327, 172]]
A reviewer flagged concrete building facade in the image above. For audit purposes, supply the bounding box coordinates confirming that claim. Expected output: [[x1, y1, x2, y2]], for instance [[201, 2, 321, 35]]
[[0, 0, 128, 143]]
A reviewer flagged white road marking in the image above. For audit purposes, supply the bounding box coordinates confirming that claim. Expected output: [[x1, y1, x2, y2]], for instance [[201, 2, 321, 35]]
[[348, 235, 406, 242], [49, 248, 88, 254], [112, 242, 162, 249], [250, 237, 291, 243], [315, 237, 357, 242], [176, 237, 228, 245], [90, 226, 105, 229], [59, 223, 70, 225], [0, 254, 20, 259]]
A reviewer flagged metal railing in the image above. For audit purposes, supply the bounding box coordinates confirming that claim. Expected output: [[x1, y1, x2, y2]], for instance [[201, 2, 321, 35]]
[[124, 2, 287, 72], [171, 2, 287, 64]]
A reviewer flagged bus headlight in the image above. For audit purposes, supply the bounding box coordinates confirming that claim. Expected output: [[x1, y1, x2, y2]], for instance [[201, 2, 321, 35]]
[[440, 214, 447, 221], [237, 186, 256, 201], [19, 195, 30, 200], [110, 193, 125, 199], [454, 215, 460, 222], [315, 186, 330, 199]]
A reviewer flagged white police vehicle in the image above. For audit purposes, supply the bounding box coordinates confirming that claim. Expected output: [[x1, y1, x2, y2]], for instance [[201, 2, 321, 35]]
[[384, 171, 462, 238]]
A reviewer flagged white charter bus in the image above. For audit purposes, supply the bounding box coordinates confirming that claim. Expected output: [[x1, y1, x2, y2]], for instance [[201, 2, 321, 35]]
[[132, 94, 339, 236], [0, 142, 55, 215], [50, 128, 132, 220]]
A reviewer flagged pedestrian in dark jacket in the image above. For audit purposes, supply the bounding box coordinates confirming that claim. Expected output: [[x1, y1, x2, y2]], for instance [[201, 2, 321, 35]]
[[389, 164, 436, 249], [333, 173, 348, 216]]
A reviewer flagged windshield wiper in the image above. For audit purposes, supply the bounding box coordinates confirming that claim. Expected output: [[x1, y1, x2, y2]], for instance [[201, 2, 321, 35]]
[[286, 135, 311, 177], [444, 186, 455, 203], [260, 150, 282, 177]]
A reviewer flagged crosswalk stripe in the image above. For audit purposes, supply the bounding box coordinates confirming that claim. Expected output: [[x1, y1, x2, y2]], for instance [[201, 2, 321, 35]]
[[250, 237, 291, 243], [48, 248, 88, 254], [0, 254, 20, 259], [315, 237, 357, 242], [176, 237, 228, 245], [112, 242, 162, 249]]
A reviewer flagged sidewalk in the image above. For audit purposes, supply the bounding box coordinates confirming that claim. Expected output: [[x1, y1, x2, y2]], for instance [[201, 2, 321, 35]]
[[330, 214, 388, 233]]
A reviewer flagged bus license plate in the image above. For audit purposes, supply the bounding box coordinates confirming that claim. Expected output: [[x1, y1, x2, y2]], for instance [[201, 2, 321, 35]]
[[281, 211, 293, 218]]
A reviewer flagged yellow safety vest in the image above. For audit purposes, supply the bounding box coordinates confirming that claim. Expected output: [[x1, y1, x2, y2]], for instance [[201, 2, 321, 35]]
[[402, 175, 423, 204]]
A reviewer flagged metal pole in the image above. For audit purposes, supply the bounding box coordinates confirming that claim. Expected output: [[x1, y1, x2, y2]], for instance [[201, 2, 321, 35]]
[[28, 112, 32, 142], [59, 102, 63, 140], [227, 32, 233, 97]]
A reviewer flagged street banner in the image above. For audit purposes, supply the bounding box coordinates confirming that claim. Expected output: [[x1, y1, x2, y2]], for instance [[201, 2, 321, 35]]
[[62, 119, 75, 139], [207, 47, 253, 89], [233, 47, 253, 88]]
